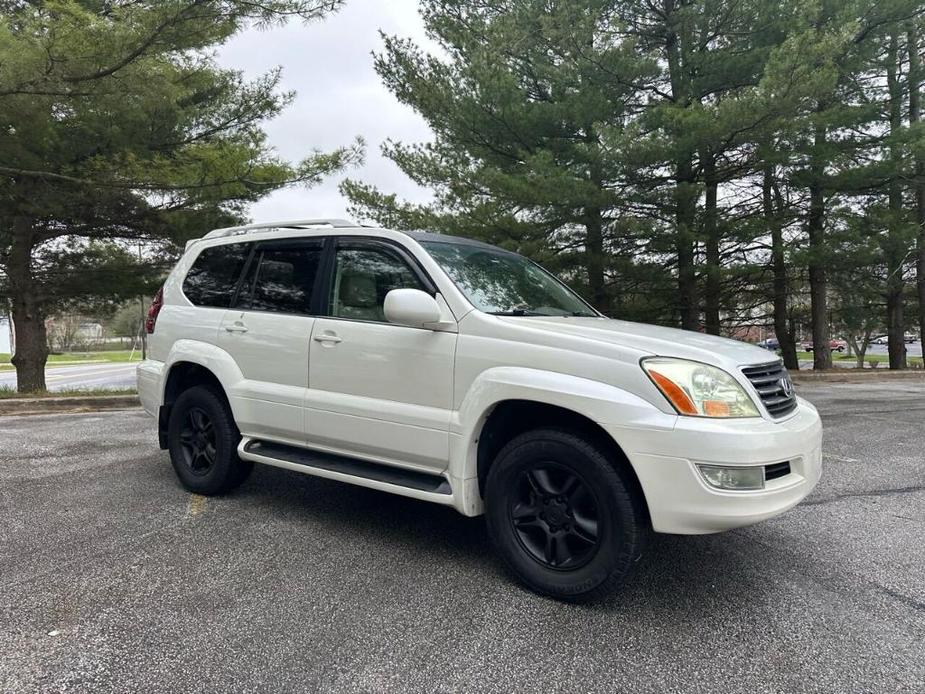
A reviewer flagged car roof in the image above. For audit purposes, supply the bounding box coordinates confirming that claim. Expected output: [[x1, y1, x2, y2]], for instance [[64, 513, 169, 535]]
[[401, 230, 514, 254], [194, 219, 509, 255], [190, 222, 526, 270]]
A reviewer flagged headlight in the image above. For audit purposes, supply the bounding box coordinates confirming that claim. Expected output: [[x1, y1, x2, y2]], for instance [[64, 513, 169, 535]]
[[641, 358, 760, 418]]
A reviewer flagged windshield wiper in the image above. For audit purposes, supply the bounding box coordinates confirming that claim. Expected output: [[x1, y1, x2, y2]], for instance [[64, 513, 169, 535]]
[[489, 309, 598, 317], [487, 309, 549, 316]]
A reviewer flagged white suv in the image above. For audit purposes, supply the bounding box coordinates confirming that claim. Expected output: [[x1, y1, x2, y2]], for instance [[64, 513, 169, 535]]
[[137, 218, 822, 600]]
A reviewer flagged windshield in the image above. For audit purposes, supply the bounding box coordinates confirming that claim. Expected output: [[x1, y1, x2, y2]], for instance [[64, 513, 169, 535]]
[[421, 241, 598, 317]]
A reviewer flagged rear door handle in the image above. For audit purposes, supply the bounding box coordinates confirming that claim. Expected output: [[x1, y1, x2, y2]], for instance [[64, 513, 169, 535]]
[[225, 323, 248, 333], [313, 334, 342, 344]]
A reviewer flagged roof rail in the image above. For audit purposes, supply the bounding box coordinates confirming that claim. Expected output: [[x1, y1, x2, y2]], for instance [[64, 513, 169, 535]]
[[202, 218, 357, 241]]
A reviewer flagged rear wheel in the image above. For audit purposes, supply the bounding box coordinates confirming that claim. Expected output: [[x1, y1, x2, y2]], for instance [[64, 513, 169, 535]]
[[485, 428, 646, 602], [167, 385, 252, 495]]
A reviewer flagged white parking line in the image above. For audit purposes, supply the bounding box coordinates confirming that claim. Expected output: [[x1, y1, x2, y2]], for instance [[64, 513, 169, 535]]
[[823, 453, 860, 463]]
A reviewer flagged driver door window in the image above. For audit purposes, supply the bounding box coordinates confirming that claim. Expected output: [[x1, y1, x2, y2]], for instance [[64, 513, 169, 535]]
[[329, 247, 424, 322]]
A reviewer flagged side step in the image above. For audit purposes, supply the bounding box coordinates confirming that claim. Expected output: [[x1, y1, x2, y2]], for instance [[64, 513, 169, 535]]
[[243, 440, 452, 495]]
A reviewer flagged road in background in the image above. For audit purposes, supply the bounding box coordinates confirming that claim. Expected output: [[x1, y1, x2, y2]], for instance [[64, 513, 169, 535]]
[[1, 381, 923, 692], [787, 341, 923, 369], [864, 341, 923, 357], [0, 363, 136, 391]]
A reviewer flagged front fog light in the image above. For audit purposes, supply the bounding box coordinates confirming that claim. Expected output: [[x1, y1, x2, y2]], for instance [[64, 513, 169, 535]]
[[697, 464, 765, 491]]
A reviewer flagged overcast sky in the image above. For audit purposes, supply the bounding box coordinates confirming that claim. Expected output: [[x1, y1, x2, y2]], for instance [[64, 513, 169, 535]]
[[217, 1, 437, 224]]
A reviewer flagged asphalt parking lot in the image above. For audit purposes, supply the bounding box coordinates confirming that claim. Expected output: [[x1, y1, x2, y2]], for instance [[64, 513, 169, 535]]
[[1, 381, 923, 693]]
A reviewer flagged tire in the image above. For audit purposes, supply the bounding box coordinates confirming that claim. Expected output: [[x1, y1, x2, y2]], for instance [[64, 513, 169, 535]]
[[484, 428, 646, 602], [167, 385, 253, 495]]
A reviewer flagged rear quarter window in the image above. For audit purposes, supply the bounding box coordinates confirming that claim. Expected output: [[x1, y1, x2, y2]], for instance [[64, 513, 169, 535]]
[[182, 242, 250, 307]]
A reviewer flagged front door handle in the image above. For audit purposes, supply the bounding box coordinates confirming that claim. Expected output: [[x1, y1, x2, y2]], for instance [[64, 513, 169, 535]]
[[225, 322, 248, 333], [313, 333, 342, 344]]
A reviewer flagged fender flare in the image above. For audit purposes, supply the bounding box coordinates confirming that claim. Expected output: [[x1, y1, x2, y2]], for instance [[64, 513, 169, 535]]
[[162, 340, 246, 415], [448, 366, 674, 484]]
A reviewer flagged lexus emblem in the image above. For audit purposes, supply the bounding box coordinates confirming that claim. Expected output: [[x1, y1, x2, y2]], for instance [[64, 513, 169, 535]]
[[779, 375, 794, 398]]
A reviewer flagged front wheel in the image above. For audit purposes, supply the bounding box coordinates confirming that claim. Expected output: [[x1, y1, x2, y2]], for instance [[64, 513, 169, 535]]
[[167, 385, 252, 495], [484, 428, 646, 602]]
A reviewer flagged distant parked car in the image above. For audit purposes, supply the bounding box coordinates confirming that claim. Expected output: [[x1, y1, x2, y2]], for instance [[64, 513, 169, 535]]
[[872, 334, 918, 345], [756, 337, 779, 350], [802, 339, 846, 353]]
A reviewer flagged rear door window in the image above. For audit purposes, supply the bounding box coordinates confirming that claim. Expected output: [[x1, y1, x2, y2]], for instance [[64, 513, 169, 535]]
[[183, 242, 250, 307], [237, 240, 325, 315]]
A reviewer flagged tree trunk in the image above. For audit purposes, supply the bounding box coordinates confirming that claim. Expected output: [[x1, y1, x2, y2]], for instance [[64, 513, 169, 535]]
[[885, 30, 907, 369], [807, 122, 831, 370], [702, 152, 721, 335], [584, 205, 609, 314], [909, 24, 925, 353], [676, 166, 699, 331], [848, 332, 871, 369], [10, 300, 48, 393], [665, 1, 699, 331], [763, 158, 799, 369], [6, 230, 48, 393], [886, 292, 906, 367], [583, 124, 610, 315]]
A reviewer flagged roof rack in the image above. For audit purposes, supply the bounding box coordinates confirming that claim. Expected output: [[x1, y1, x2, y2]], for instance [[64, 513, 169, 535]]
[[202, 218, 358, 241]]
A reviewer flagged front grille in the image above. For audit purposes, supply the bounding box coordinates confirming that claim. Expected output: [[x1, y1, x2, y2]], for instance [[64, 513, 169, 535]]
[[764, 461, 791, 481], [741, 361, 797, 418]]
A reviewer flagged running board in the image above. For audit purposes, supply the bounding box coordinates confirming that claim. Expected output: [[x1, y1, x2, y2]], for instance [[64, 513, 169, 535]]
[[242, 439, 453, 495]]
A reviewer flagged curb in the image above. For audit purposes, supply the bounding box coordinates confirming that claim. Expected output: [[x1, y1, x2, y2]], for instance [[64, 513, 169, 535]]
[[791, 370, 925, 384], [0, 394, 141, 416]]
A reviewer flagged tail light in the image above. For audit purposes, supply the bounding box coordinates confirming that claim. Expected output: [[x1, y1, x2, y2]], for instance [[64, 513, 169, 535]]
[[145, 287, 164, 334]]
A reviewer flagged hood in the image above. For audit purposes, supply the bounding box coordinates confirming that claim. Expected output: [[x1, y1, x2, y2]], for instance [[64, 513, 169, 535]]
[[497, 316, 777, 369]]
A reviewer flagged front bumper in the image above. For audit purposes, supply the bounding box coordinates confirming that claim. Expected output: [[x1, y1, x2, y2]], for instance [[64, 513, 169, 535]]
[[605, 398, 823, 534]]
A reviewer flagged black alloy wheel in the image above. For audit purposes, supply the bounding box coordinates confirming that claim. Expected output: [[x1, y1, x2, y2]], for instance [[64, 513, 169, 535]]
[[177, 406, 217, 476], [167, 385, 253, 495], [510, 463, 601, 570], [485, 428, 646, 601]]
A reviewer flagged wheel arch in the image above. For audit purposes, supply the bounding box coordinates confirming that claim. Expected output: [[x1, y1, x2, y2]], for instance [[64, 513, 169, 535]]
[[473, 400, 650, 525], [451, 367, 668, 520], [163, 361, 226, 406], [157, 342, 242, 448]]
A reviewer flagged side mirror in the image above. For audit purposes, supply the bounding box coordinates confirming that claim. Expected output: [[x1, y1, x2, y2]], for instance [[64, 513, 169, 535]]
[[384, 288, 442, 329]]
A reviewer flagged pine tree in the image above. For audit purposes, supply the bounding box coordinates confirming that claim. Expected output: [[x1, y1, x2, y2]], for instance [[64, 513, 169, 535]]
[[911, 21, 925, 349], [343, 0, 657, 315], [0, 1, 362, 392], [346, 0, 923, 369]]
